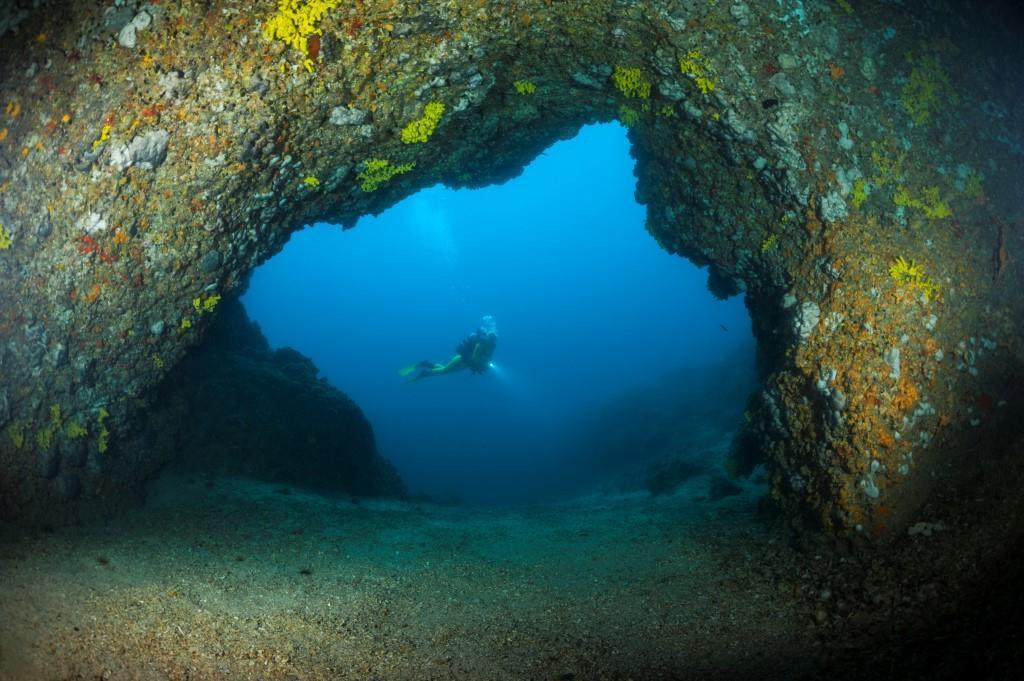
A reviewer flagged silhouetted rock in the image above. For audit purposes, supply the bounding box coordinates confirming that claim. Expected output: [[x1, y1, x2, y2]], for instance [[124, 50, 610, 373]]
[[160, 296, 405, 498], [646, 459, 707, 496], [572, 350, 755, 493]]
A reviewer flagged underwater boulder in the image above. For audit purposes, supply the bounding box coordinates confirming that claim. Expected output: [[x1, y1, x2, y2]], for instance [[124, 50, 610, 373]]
[[157, 296, 406, 498]]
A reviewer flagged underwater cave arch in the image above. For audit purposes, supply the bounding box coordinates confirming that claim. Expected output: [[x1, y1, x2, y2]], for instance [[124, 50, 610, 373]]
[[0, 0, 1020, 558]]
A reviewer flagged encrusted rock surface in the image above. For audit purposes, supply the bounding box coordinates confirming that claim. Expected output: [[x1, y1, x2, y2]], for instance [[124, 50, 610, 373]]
[[0, 0, 1022, 543]]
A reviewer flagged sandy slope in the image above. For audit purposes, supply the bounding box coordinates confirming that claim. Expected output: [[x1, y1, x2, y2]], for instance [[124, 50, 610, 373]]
[[0, 474, 819, 680]]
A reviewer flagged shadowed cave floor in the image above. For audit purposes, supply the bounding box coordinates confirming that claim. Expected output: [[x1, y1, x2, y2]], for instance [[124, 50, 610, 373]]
[[0, 473, 827, 681]]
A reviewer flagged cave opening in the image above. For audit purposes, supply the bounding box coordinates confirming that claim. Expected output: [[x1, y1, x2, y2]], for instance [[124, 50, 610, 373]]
[[240, 122, 758, 505]]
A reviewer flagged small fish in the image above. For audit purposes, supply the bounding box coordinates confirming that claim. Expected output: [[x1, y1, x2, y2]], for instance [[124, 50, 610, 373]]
[[719, 324, 728, 332]]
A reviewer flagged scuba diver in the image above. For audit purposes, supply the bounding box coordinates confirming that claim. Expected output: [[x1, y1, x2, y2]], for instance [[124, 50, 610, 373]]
[[400, 316, 498, 382]]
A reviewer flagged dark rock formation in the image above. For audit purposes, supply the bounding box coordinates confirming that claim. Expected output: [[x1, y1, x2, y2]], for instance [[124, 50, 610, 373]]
[[646, 459, 707, 496], [572, 348, 754, 491], [0, 0, 1023, 547], [157, 295, 405, 497], [0, 291, 404, 525], [706, 474, 742, 501]]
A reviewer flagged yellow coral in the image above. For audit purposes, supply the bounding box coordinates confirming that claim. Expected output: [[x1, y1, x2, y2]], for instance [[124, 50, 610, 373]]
[[97, 407, 110, 453], [679, 49, 716, 95], [761, 234, 779, 253], [0, 223, 12, 250], [8, 421, 25, 449], [612, 66, 651, 99], [401, 101, 445, 144], [32, 404, 63, 450], [513, 80, 537, 95], [889, 256, 940, 302], [961, 170, 984, 203], [91, 124, 111, 152], [262, 0, 341, 72], [302, 175, 320, 187], [618, 104, 640, 128], [851, 178, 869, 209], [919, 186, 951, 219], [900, 54, 958, 125], [893, 185, 951, 220], [870, 141, 904, 187], [66, 421, 89, 439], [357, 158, 415, 192], [889, 256, 923, 283], [193, 294, 222, 314]]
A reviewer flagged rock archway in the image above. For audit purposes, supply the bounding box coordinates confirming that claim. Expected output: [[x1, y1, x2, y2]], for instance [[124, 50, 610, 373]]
[[0, 0, 1022, 541]]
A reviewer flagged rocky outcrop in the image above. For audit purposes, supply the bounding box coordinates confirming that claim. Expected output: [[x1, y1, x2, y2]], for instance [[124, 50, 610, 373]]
[[156, 295, 405, 497], [571, 349, 755, 491], [0, 288, 405, 524], [0, 290, 404, 525], [1, 1, 1023, 542]]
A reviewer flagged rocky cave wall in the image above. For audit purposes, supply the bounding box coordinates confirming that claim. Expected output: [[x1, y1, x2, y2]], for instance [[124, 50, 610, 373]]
[[0, 0, 1022, 538]]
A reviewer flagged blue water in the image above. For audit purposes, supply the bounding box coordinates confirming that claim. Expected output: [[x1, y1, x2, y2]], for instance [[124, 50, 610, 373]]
[[243, 123, 753, 503]]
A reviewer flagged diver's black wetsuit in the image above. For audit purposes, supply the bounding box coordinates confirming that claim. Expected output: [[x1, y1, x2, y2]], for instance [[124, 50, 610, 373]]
[[456, 329, 498, 373]]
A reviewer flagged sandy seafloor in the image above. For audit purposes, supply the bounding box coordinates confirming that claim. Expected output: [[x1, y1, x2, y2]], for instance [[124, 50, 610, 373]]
[[0, 473, 822, 680]]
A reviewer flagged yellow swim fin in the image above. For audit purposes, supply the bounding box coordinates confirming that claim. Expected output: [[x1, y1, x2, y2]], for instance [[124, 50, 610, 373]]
[[398, 364, 418, 377]]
